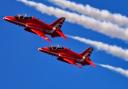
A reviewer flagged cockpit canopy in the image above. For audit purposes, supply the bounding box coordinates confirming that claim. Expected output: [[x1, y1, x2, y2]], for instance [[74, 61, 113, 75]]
[[15, 15, 32, 20], [48, 46, 64, 50]]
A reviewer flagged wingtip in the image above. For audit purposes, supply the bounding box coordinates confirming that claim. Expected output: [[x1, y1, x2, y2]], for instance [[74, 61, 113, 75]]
[[45, 37, 51, 42], [37, 48, 42, 51]]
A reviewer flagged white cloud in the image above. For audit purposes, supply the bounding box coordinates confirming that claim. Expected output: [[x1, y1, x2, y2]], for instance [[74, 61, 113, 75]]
[[67, 35, 128, 61], [50, 0, 128, 27], [99, 64, 128, 78], [18, 0, 128, 41]]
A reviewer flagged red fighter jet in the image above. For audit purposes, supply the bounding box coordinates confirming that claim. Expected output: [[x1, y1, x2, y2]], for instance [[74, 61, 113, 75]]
[[3, 15, 66, 42], [38, 46, 96, 68]]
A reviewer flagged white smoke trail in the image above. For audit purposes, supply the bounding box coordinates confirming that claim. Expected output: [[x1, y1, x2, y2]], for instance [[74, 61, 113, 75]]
[[67, 35, 128, 61], [50, 0, 128, 27], [18, 0, 128, 41], [98, 64, 128, 78]]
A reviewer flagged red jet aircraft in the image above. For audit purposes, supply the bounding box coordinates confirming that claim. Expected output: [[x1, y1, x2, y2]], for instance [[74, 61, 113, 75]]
[[38, 46, 96, 68], [3, 15, 66, 42]]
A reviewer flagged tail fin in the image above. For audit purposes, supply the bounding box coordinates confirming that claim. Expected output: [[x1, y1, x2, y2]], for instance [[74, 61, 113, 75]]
[[50, 17, 66, 39], [80, 47, 96, 67], [80, 47, 93, 57], [50, 17, 65, 29]]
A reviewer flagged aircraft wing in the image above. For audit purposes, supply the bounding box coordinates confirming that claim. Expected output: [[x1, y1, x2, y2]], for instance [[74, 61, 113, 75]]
[[61, 58, 82, 68], [31, 29, 51, 42], [62, 58, 75, 64], [58, 54, 78, 64]]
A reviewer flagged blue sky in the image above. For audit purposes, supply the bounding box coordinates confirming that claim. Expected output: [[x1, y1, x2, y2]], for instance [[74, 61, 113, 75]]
[[0, 0, 128, 89]]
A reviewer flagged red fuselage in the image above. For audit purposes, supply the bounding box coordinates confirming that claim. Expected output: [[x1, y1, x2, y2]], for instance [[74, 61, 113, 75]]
[[4, 16, 52, 32], [3, 15, 66, 41], [38, 46, 96, 67]]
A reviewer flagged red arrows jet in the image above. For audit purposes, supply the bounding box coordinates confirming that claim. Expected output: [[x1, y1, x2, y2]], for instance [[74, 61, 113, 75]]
[[3, 15, 66, 42], [38, 46, 96, 68]]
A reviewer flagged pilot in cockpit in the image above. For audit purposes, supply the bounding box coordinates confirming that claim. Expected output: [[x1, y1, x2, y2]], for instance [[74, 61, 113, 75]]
[[49, 45, 64, 50], [15, 14, 32, 19]]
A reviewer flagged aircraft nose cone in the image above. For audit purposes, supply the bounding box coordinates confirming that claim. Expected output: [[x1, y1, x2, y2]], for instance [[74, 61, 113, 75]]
[[3, 16, 10, 20], [38, 48, 42, 51], [38, 47, 48, 52], [3, 17, 6, 20], [3, 16, 15, 21]]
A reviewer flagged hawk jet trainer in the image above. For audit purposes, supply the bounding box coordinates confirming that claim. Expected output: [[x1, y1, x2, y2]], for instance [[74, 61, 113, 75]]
[[3, 15, 66, 42], [38, 46, 96, 68]]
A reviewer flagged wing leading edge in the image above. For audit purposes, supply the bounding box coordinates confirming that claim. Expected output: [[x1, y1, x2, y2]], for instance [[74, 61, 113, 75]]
[[31, 29, 51, 42]]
